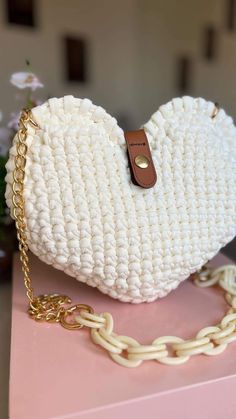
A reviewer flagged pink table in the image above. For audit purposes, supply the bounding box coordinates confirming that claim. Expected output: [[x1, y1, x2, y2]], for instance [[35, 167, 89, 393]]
[[10, 253, 236, 419]]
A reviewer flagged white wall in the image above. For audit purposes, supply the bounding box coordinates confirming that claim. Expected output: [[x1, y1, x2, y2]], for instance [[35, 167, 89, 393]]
[[0, 0, 139, 127], [136, 0, 236, 123], [0, 0, 235, 129]]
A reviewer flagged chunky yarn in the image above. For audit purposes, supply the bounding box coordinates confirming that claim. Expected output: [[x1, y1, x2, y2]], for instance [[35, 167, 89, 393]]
[[5, 96, 236, 303]]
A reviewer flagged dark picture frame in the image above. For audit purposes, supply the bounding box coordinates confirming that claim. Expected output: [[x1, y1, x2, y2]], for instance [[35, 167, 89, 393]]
[[203, 26, 217, 60], [5, 0, 36, 27], [226, 0, 236, 31], [64, 36, 87, 83], [177, 56, 192, 93]]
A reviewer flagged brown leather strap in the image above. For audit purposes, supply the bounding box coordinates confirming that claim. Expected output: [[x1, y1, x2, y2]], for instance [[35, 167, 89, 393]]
[[124, 129, 157, 189]]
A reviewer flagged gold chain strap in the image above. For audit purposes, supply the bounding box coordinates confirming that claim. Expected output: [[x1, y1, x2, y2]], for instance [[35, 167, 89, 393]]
[[12, 109, 93, 329], [12, 109, 236, 367]]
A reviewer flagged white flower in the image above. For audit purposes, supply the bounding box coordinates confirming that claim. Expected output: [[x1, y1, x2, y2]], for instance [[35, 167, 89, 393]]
[[0, 128, 12, 156], [10, 72, 44, 91], [8, 111, 21, 131]]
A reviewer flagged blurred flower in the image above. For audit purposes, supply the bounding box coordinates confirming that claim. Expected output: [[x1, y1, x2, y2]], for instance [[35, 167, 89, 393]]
[[10, 72, 44, 91], [7, 111, 21, 131], [0, 128, 12, 157]]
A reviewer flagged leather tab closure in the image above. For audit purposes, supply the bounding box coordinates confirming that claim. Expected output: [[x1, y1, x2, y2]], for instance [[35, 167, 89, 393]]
[[124, 129, 157, 189]]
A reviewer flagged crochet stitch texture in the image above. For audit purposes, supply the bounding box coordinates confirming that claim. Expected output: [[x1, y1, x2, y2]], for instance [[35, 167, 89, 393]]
[[5, 96, 236, 303]]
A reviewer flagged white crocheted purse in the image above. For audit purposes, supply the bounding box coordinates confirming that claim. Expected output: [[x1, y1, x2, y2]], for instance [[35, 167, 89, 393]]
[[5, 95, 236, 303], [5, 95, 236, 367]]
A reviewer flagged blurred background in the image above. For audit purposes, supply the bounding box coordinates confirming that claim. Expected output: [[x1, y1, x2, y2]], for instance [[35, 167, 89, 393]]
[[0, 0, 236, 416], [1, 0, 236, 127]]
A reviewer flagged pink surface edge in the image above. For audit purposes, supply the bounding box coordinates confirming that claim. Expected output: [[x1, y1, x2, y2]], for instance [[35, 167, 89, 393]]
[[9, 252, 236, 419]]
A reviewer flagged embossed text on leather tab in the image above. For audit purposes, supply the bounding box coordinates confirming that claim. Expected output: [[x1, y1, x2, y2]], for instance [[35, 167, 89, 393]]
[[124, 129, 157, 188]]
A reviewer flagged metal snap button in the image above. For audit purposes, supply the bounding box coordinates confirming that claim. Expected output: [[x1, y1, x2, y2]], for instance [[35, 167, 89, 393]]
[[134, 155, 149, 169]]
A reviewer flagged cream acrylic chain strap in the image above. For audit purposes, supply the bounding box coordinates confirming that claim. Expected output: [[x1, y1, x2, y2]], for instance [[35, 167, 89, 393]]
[[73, 265, 236, 367], [12, 109, 236, 367]]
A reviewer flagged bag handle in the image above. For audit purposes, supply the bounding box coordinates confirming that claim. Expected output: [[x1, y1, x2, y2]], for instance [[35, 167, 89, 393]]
[[12, 109, 236, 367]]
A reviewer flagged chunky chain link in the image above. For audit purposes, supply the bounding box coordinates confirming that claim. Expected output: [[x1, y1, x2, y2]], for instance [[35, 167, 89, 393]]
[[74, 266, 236, 368], [12, 109, 236, 367]]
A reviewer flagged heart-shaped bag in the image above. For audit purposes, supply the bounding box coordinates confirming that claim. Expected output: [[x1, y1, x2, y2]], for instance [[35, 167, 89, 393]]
[[5, 95, 236, 367]]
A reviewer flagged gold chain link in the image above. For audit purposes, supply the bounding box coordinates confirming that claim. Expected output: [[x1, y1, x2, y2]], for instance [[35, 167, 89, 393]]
[[11, 108, 236, 367]]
